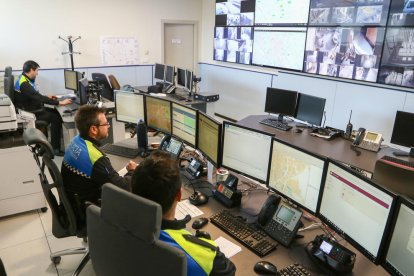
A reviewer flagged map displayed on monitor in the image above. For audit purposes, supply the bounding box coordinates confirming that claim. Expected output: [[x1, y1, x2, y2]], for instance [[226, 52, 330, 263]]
[[255, 0, 311, 25], [253, 27, 306, 70]]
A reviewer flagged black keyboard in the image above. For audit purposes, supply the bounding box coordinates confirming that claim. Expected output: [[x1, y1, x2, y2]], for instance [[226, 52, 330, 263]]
[[260, 118, 292, 131], [101, 144, 141, 158], [381, 155, 414, 169], [278, 263, 311, 276], [170, 94, 186, 101], [210, 210, 277, 257]]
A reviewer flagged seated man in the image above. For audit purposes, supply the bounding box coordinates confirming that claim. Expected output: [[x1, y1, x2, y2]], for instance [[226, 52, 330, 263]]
[[131, 151, 236, 276], [14, 60, 72, 155], [61, 105, 138, 223]]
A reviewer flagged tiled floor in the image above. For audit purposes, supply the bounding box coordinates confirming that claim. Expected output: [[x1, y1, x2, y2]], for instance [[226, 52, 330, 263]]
[[0, 155, 95, 276]]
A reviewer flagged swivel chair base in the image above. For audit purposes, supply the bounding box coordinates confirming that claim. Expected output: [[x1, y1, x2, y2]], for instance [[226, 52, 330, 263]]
[[50, 247, 89, 276]]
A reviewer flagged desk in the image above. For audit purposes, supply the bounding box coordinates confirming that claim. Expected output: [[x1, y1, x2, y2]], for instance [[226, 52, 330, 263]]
[[237, 115, 396, 173], [106, 150, 389, 276]]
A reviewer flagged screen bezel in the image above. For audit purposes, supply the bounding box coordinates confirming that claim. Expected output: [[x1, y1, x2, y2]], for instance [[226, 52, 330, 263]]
[[221, 121, 273, 183], [154, 63, 166, 81], [318, 159, 397, 264], [264, 87, 299, 116], [78, 78, 89, 105], [390, 110, 414, 148], [171, 101, 198, 148], [64, 69, 80, 91], [185, 70, 193, 92], [381, 196, 414, 275], [114, 90, 146, 124], [196, 111, 222, 168], [144, 95, 172, 134], [165, 65, 175, 85], [266, 137, 327, 215]]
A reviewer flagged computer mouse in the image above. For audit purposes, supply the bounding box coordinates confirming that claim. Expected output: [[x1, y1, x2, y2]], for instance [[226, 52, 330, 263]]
[[253, 261, 277, 275], [195, 229, 211, 240], [192, 217, 209, 230], [189, 191, 209, 206], [295, 128, 303, 133], [63, 109, 72, 114]]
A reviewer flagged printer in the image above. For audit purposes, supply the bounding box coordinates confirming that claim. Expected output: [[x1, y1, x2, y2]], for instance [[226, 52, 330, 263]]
[[0, 94, 17, 131]]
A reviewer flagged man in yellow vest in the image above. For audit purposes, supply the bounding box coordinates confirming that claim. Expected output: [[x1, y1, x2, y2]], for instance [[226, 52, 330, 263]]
[[131, 151, 236, 276]]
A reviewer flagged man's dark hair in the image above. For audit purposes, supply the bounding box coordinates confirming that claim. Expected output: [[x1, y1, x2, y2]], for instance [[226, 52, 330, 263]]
[[131, 150, 181, 214], [23, 60, 40, 73], [74, 105, 106, 137]]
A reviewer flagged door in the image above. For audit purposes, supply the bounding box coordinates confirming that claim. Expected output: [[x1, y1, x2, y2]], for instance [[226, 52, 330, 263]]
[[164, 23, 196, 71]]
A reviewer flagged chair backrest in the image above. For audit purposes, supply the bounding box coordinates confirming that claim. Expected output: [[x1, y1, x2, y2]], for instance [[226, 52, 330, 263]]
[[91, 73, 114, 101], [87, 183, 187, 276], [4, 75, 15, 104], [4, 66, 12, 78], [108, 74, 121, 90], [23, 128, 84, 238], [0, 257, 6, 276]]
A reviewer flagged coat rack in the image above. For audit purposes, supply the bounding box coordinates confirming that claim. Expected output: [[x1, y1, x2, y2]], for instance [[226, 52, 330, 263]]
[[58, 35, 81, 71]]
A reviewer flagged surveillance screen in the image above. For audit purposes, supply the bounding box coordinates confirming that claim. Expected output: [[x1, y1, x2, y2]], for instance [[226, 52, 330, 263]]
[[252, 27, 306, 71], [304, 26, 385, 82], [388, 0, 414, 26], [309, 0, 390, 26], [378, 27, 414, 88], [216, 0, 256, 26], [214, 26, 253, 64], [255, 0, 311, 25]]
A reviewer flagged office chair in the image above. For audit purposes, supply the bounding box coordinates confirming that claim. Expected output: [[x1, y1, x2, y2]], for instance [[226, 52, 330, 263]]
[[22, 128, 89, 276], [86, 183, 187, 276], [0, 257, 6, 276], [4, 66, 12, 78], [91, 73, 114, 101], [108, 74, 121, 90]]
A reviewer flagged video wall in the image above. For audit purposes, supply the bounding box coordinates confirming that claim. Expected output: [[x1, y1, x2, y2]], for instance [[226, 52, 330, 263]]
[[214, 0, 414, 89]]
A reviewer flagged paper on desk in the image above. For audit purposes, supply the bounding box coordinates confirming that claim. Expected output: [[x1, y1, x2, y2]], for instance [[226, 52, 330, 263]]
[[175, 199, 204, 220], [118, 166, 128, 177], [214, 236, 242, 258]]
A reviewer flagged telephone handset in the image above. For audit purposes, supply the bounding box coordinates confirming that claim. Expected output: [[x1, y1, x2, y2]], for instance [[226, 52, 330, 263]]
[[352, 127, 383, 152], [160, 135, 183, 160], [165, 85, 176, 94], [258, 195, 303, 247]]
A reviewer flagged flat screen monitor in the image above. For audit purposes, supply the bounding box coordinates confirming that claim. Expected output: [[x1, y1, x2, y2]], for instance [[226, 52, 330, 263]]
[[215, 0, 256, 26], [64, 69, 80, 91], [387, 0, 414, 26], [145, 96, 171, 134], [252, 27, 306, 71], [222, 121, 273, 183], [267, 139, 327, 214], [295, 93, 326, 126], [171, 102, 197, 147], [319, 160, 396, 263], [390, 110, 414, 156], [197, 112, 222, 167], [264, 87, 299, 118], [177, 68, 186, 87], [185, 70, 193, 92], [78, 78, 89, 105], [255, 0, 310, 26], [165, 65, 175, 84], [383, 197, 414, 276], [115, 90, 145, 124], [154, 63, 166, 81], [214, 26, 253, 64]]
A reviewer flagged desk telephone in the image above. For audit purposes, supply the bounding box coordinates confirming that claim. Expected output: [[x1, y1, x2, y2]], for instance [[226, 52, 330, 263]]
[[213, 174, 242, 208], [257, 195, 303, 247], [160, 135, 183, 160], [352, 127, 383, 152]]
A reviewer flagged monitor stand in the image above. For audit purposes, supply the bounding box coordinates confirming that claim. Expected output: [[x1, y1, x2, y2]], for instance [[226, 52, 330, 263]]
[[393, 147, 414, 157]]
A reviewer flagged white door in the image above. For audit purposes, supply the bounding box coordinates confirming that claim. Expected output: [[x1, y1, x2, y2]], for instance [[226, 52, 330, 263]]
[[164, 23, 196, 71]]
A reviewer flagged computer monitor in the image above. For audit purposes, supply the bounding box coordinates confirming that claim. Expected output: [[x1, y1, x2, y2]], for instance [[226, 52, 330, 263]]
[[267, 138, 327, 214], [78, 78, 89, 105], [295, 93, 326, 126], [171, 102, 197, 147], [264, 87, 299, 122], [165, 65, 175, 85], [382, 197, 414, 276], [64, 69, 81, 91], [319, 160, 396, 263], [222, 121, 273, 183], [154, 63, 166, 81], [197, 112, 222, 167], [176, 68, 186, 87], [390, 110, 414, 157], [115, 90, 145, 124], [185, 70, 193, 92], [145, 95, 171, 134]]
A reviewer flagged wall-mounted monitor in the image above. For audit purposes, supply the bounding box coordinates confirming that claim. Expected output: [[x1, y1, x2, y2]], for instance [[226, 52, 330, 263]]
[[115, 90, 145, 124], [197, 112, 222, 167], [154, 63, 166, 81], [388, 0, 414, 26], [145, 96, 171, 134], [252, 27, 306, 70], [319, 160, 396, 264], [267, 138, 327, 214], [214, 26, 253, 64], [295, 93, 326, 126], [221, 121, 273, 183], [171, 102, 197, 147], [255, 0, 310, 26], [215, 0, 256, 26]]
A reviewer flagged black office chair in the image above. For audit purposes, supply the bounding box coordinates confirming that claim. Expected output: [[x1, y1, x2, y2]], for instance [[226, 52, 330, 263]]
[[23, 128, 89, 276], [3, 75, 15, 104], [91, 73, 114, 101], [0, 257, 6, 276], [4, 66, 12, 78]]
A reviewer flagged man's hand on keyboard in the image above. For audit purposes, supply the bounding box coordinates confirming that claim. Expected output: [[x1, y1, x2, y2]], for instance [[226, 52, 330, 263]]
[[126, 160, 138, 171], [59, 98, 73, 106]]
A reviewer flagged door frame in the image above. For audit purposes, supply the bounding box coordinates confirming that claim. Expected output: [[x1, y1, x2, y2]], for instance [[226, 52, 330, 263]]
[[161, 20, 199, 73]]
